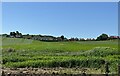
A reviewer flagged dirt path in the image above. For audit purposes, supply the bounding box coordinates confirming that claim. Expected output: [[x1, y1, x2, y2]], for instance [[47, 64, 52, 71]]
[[1, 68, 118, 76]]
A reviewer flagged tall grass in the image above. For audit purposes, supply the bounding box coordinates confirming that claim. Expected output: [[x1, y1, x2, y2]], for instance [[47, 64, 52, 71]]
[[2, 38, 119, 73]]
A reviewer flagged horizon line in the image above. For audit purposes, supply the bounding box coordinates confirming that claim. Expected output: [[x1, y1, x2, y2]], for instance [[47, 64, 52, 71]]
[[0, 32, 119, 39]]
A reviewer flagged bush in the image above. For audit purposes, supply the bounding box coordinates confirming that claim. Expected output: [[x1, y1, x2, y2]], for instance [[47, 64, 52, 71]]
[[7, 48, 15, 52]]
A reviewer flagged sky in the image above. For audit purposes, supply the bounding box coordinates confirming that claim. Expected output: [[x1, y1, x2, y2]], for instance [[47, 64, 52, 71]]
[[2, 2, 118, 38]]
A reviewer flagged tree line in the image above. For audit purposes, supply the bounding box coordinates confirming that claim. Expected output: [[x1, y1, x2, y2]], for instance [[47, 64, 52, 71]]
[[1, 31, 120, 41]]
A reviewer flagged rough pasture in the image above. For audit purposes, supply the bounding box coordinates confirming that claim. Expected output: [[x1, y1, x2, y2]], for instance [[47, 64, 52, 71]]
[[1, 38, 120, 74]]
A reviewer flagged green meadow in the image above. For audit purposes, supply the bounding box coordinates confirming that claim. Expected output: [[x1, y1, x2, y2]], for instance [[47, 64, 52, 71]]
[[1, 37, 120, 74]]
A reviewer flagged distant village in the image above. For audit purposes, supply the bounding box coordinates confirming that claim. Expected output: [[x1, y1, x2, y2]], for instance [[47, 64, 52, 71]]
[[1, 31, 120, 41]]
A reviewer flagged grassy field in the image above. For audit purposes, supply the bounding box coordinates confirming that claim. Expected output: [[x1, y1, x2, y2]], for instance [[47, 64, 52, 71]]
[[1, 37, 120, 74]]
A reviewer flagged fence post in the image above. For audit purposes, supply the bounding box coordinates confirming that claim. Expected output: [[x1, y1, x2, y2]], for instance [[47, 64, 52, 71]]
[[118, 64, 120, 76], [105, 62, 110, 76]]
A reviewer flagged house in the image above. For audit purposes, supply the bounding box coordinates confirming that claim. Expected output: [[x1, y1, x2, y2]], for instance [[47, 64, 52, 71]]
[[32, 35, 56, 41], [110, 36, 120, 39]]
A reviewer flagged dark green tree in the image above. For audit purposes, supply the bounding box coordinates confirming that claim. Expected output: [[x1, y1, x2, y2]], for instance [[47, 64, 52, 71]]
[[19, 33, 23, 38], [61, 35, 64, 40], [10, 32, 16, 37], [10, 32, 13, 36], [16, 31, 19, 35], [96, 33, 109, 41], [12, 32, 16, 37]]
